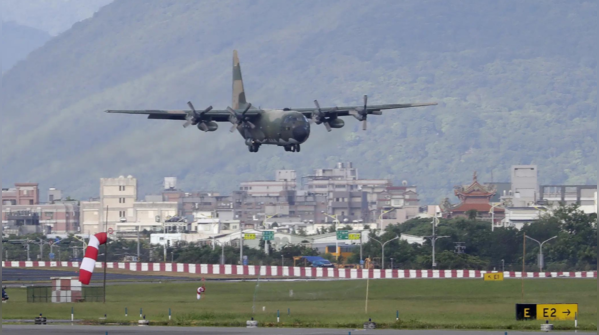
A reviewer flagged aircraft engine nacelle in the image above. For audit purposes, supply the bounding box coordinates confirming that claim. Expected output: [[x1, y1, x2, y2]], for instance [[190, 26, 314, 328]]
[[198, 121, 218, 132], [329, 118, 345, 129]]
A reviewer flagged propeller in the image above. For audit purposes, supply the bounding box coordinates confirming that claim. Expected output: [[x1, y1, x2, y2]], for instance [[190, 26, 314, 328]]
[[227, 103, 255, 133], [183, 102, 213, 129], [311, 100, 332, 132], [349, 95, 378, 130]]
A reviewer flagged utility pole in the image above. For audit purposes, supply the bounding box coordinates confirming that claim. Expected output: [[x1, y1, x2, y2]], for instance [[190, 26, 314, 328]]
[[39, 239, 44, 260], [425, 216, 449, 269], [359, 232, 363, 265], [221, 242, 225, 265], [136, 226, 140, 262], [239, 225, 244, 265]]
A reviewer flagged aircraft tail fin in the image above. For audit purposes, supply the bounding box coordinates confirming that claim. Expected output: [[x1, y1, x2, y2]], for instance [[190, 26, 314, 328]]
[[232, 50, 248, 110]]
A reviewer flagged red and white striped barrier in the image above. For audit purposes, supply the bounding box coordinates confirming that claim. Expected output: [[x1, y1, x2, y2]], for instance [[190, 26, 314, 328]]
[[2, 261, 596, 280]]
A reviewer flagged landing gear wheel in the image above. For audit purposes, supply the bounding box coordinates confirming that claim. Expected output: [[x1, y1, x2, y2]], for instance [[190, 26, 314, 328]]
[[248, 143, 260, 153], [295, 144, 301, 153]]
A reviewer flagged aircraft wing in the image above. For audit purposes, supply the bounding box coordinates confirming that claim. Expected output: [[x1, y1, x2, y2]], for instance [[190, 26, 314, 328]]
[[105, 109, 260, 122], [292, 102, 438, 118]]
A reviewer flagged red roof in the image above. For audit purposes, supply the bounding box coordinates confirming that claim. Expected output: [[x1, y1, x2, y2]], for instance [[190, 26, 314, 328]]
[[452, 203, 504, 213]]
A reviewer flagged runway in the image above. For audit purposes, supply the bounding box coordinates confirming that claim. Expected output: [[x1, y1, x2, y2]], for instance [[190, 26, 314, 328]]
[[1, 325, 591, 335], [1, 268, 183, 284]]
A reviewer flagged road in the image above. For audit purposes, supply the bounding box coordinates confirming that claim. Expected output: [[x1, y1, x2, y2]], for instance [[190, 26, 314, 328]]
[[1, 326, 592, 335], [2, 268, 184, 285]]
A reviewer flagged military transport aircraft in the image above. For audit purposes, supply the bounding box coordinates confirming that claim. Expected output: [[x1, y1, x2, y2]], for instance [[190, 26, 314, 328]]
[[106, 51, 437, 153]]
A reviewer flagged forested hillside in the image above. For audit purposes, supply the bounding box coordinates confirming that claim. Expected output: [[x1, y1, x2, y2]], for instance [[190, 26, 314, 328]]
[[2, 0, 114, 35], [1, 0, 596, 203], [1, 21, 51, 72]]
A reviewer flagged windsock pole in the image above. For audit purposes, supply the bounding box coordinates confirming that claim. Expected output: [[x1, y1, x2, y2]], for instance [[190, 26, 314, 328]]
[[103, 206, 109, 304]]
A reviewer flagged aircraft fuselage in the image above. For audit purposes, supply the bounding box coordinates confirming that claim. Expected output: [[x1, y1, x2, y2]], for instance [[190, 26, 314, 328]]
[[238, 110, 310, 150]]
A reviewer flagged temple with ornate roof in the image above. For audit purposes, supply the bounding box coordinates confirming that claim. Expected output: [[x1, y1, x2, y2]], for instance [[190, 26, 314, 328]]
[[441, 172, 505, 224]]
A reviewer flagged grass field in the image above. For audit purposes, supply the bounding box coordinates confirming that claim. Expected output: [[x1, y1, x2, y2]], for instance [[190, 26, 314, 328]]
[[2, 279, 596, 330]]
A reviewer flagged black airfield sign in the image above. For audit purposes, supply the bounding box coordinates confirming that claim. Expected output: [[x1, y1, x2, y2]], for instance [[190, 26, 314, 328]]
[[516, 303, 578, 321]]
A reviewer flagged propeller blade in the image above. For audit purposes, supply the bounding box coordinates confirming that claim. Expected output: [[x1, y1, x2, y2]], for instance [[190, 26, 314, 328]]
[[201, 105, 213, 115], [246, 121, 256, 129], [241, 103, 252, 116], [362, 119, 367, 131], [230, 125, 237, 132], [227, 107, 236, 115], [363, 95, 368, 110], [314, 100, 321, 111], [324, 122, 332, 132], [183, 120, 192, 128], [187, 101, 197, 114]]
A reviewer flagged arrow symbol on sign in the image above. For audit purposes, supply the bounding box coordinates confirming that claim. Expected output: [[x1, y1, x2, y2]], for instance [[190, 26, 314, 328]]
[[563, 310, 571, 316]]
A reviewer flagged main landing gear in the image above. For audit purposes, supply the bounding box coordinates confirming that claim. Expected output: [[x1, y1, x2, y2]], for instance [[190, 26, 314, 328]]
[[248, 143, 260, 153], [284, 144, 301, 152]]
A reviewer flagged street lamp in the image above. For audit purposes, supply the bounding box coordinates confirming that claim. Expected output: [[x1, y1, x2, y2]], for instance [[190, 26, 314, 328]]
[[378, 208, 396, 230], [155, 215, 167, 262], [525, 235, 557, 272], [322, 212, 341, 260], [262, 214, 278, 229], [370, 235, 400, 269], [424, 216, 449, 269], [489, 204, 503, 232]]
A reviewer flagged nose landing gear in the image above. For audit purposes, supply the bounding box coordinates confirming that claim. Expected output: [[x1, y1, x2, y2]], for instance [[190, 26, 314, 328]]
[[283, 144, 301, 152]]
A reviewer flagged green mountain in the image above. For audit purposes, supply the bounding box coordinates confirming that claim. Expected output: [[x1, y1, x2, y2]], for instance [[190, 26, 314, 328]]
[[1, 21, 51, 72], [2, 0, 114, 35], [1, 0, 596, 204]]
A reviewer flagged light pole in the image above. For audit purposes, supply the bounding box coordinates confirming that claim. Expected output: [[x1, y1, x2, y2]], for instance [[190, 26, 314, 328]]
[[262, 214, 278, 229], [155, 215, 167, 262], [322, 212, 340, 260], [525, 235, 557, 272], [370, 235, 399, 269], [425, 216, 449, 269], [390, 257, 394, 269], [378, 208, 396, 230], [501, 259, 505, 272], [489, 204, 502, 232]]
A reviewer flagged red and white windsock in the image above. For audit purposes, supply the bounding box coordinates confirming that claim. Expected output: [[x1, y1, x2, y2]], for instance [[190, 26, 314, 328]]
[[79, 232, 108, 285], [197, 286, 206, 300]]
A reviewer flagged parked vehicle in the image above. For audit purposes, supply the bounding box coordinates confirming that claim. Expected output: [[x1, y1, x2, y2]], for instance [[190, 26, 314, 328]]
[[2, 287, 9, 302]]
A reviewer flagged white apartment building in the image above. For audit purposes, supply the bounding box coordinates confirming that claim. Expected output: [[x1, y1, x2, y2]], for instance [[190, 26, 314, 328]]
[[239, 170, 297, 196], [81, 176, 178, 235]]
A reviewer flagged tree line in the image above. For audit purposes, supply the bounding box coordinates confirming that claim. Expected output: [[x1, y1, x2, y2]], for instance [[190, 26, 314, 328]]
[[3, 204, 595, 271]]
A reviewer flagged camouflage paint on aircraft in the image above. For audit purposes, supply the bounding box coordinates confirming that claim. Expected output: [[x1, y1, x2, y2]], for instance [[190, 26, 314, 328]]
[[106, 51, 437, 153]]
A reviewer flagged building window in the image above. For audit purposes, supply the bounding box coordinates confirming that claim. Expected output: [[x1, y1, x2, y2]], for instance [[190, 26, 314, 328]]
[[119, 186, 126, 191], [119, 211, 126, 218], [119, 198, 126, 204]]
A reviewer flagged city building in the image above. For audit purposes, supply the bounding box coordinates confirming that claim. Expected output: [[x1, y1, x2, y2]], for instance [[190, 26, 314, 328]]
[[540, 185, 597, 214], [239, 170, 297, 196], [500, 165, 539, 207], [2, 183, 40, 205], [80, 176, 178, 235], [377, 184, 421, 229], [2, 184, 79, 235]]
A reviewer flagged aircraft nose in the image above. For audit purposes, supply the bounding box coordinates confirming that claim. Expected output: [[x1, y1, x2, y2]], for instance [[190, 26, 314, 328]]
[[293, 124, 310, 143]]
